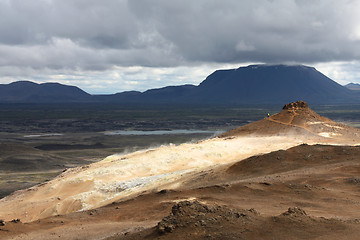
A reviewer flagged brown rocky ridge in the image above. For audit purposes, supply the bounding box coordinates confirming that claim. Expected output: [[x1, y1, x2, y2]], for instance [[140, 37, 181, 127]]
[[221, 100, 360, 143]]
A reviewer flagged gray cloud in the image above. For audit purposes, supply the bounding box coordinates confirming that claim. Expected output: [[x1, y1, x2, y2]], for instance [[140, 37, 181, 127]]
[[0, 0, 359, 92], [130, 0, 360, 63]]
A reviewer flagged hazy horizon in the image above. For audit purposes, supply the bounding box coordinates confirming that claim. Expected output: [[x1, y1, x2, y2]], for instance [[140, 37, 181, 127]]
[[1, 63, 357, 95]]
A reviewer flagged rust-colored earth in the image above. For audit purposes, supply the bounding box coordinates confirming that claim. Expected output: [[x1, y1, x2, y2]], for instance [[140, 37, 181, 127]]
[[1, 101, 360, 240]]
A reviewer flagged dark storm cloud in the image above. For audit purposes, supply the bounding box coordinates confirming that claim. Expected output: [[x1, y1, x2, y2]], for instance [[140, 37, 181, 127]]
[[129, 0, 360, 64], [0, 0, 359, 92]]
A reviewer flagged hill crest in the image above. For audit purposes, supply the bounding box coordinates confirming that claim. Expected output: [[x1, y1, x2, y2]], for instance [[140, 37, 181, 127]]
[[221, 101, 360, 141]]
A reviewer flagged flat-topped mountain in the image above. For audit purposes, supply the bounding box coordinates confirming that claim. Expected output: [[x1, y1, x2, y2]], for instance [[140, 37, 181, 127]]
[[191, 64, 356, 104]]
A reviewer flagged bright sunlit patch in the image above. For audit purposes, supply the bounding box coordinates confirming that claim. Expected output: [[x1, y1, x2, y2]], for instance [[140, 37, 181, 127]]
[[318, 132, 342, 138]]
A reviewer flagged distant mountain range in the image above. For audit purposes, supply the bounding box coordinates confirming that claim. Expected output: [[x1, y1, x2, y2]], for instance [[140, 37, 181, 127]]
[[1, 65, 359, 104], [345, 83, 360, 91]]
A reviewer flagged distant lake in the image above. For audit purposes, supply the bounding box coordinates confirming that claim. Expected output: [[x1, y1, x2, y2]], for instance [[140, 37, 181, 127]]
[[104, 129, 222, 136], [23, 133, 64, 138]]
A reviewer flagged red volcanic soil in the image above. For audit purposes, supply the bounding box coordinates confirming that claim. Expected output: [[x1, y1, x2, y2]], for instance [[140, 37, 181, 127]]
[[1, 101, 360, 240]]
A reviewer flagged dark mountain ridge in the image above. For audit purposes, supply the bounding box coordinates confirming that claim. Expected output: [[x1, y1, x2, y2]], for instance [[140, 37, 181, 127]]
[[108, 64, 358, 104], [0, 81, 91, 103], [345, 83, 360, 91], [1, 65, 359, 104]]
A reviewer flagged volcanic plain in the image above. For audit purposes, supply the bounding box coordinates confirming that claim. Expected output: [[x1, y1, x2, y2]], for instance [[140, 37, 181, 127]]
[[1, 102, 360, 239]]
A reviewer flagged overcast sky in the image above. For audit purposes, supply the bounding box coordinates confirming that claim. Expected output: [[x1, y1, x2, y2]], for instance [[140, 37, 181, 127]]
[[0, 0, 359, 94]]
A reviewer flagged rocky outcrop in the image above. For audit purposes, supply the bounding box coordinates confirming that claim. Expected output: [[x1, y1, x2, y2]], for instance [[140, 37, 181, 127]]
[[282, 101, 309, 110], [282, 207, 307, 216], [157, 200, 259, 234]]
